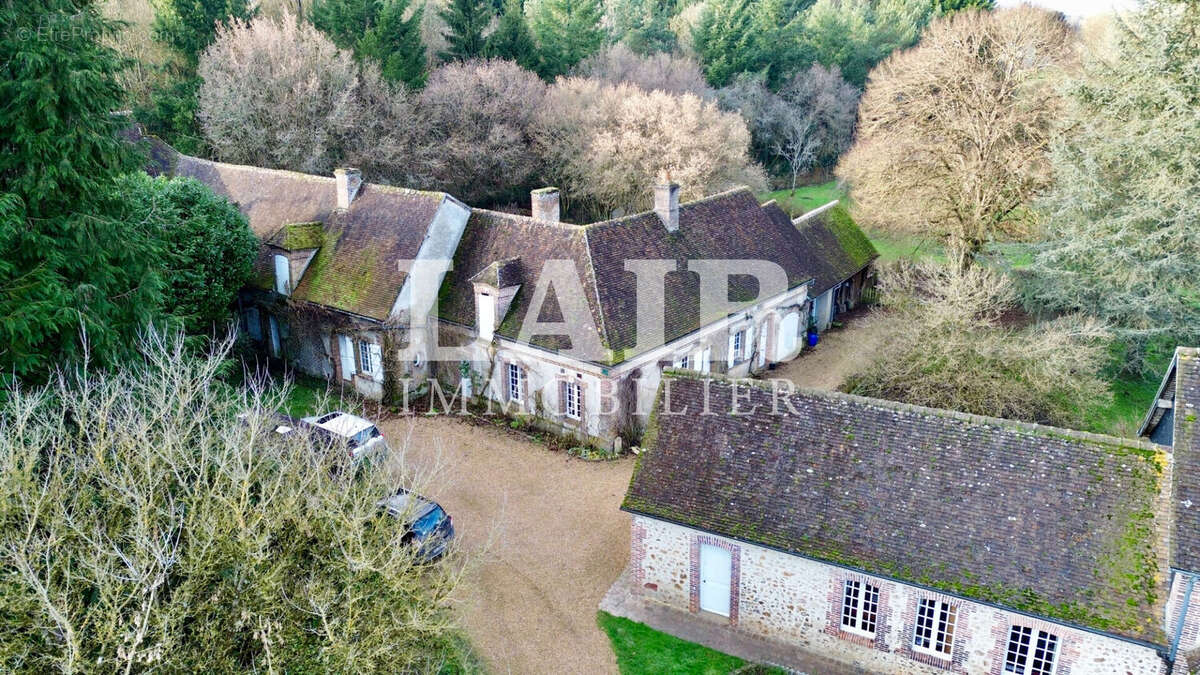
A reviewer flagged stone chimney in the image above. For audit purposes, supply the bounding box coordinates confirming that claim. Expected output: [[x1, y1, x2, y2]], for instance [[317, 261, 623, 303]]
[[654, 181, 680, 232], [334, 168, 362, 209], [531, 187, 560, 223]]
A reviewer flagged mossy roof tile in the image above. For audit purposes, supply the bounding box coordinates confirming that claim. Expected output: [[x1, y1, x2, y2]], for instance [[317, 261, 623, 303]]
[[626, 375, 1170, 642]]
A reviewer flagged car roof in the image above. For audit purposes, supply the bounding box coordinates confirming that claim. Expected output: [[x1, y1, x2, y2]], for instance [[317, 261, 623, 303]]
[[380, 488, 439, 520], [316, 412, 374, 438]]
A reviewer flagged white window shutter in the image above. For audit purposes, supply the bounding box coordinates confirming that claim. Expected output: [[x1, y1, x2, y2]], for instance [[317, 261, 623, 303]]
[[700, 347, 711, 373], [369, 343, 383, 381], [339, 335, 356, 380], [727, 333, 736, 367]]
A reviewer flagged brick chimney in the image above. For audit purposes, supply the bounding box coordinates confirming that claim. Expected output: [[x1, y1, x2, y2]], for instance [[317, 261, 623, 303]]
[[654, 181, 680, 232], [531, 187, 560, 223], [334, 168, 362, 209]]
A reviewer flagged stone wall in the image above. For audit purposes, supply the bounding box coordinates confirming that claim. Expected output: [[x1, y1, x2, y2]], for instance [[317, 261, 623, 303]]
[[631, 516, 1170, 675]]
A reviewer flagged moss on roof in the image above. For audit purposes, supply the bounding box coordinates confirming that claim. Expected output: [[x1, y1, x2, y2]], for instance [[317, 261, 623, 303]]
[[272, 222, 324, 251], [624, 372, 1171, 643], [826, 206, 877, 270]]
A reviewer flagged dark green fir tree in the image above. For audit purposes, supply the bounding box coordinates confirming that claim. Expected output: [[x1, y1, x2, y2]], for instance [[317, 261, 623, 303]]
[[439, 0, 493, 61]]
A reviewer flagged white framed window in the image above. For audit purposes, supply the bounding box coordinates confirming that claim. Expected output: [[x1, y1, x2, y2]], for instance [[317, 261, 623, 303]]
[[840, 580, 880, 637], [1004, 626, 1058, 675], [674, 352, 694, 370], [733, 330, 745, 361], [913, 598, 956, 657], [357, 338, 372, 374], [561, 379, 581, 419], [507, 363, 524, 402]]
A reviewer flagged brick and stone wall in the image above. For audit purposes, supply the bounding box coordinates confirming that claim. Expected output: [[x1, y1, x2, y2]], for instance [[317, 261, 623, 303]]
[[631, 515, 1170, 675]]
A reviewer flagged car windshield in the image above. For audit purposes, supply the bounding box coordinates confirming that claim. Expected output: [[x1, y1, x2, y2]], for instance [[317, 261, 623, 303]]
[[351, 425, 380, 447], [411, 505, 445, 537]]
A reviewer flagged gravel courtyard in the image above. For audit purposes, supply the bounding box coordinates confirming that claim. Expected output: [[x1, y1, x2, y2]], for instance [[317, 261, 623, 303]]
[[379, 415, 634, 675]]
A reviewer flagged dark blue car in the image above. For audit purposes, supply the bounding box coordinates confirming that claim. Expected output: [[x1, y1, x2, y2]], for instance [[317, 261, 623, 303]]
[[379, 488, 455, 561]]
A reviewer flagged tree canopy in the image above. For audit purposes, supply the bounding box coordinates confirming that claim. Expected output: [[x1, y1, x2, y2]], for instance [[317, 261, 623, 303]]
[[530, 0, 606, 78], [0, 0, 163, 384], [0, 335, 468, 671], [439, 0, 493, 61], [1021, 0, 1200, 367], [838, 6, 1075, 270], [118, 174, 257, 336]]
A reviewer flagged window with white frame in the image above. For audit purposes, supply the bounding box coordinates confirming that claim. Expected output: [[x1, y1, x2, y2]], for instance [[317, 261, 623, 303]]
[[840, 580, 880, 636], [1004, 626, 1058, 675], [913, 598, 956, 657], [562, 379, 581, 419], [358, 340, 373, 376], [674, 353, 694, 370], [733, 330, 745, 361], [507, 363, 524, 402]]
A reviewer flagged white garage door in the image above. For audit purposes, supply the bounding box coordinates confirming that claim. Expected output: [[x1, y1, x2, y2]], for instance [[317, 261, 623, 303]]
[[699, 544, 732, 617]]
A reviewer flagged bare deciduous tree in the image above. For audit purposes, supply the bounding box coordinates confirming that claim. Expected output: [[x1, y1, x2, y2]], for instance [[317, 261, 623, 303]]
[[845, 262, 1111, 429], [418, 59, 548, 204], [536, 77, 766, 219], [837, 6, 1075, 270], [198, 14, 424, 178], [0, 333, 469, 671], [779, 64, 859, 169], [573, 44, 713, 98]]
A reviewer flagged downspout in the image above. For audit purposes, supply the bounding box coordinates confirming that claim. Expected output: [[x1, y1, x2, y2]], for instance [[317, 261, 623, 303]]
[[1169, 572, 1198, 667]]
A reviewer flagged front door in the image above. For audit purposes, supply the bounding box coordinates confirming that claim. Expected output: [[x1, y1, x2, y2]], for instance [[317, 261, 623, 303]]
[[699, 544, 732, 616]]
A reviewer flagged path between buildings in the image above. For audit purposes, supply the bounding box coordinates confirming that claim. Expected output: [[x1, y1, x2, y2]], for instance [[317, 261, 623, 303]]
[[379, 415, 634, 675], [767, 309, 891, 392]]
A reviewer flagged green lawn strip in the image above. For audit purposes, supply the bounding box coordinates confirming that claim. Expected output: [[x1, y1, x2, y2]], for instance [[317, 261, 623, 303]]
[[761, 181, 846, 217], [1086, 368, 1162, 437], [597, 611, 783, 675]]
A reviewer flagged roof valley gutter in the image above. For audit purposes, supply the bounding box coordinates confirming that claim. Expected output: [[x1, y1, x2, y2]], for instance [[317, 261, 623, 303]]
[[1168, 572, 1197, 667], [622, 509, 1170, 654]]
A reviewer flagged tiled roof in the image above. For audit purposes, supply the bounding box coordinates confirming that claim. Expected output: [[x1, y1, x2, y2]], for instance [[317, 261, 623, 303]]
[[1173, 349, 1200, 572], [440, 188, 822, 361], [1142, 348, 1200, 573], [624, 375, 1170, 642], [585, 188, 815, 355], [439, 210, 602, 351], [173, 156, 448, 321], [786, 202, 878, 294], [292, 185, 444, 320]]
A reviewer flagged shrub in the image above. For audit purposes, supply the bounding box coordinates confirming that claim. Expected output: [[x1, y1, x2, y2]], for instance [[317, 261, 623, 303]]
[[0, 334, 467, 671], [844, 262, 1110, 428]]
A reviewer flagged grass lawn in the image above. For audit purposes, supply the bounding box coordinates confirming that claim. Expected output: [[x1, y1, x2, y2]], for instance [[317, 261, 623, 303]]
[[761, 181, 845, 217], [278, 372, 337, 418], [1086, 368, 1162, 437], [597, 612, 781, 675]]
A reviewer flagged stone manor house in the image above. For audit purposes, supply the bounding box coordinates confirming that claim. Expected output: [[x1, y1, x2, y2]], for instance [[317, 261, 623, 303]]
[[603, 350, 1200, 674], [140, 133, 875, 448]]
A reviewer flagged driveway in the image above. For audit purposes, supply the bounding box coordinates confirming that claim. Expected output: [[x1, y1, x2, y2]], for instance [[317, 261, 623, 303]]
[[768, 308, 891, 391], [379, 415, 634, 675]]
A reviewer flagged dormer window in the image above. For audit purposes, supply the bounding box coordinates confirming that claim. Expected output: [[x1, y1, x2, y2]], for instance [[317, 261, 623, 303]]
[[274, 254, 290, 295]]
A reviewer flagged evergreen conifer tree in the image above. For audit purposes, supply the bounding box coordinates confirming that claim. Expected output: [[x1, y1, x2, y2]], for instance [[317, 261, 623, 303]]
[[1, 0, 165, 384], [359, 0, 427, 87], [439, 0, 493, 61], [530, 0, 605, 78], [485, 0, 540, 70]]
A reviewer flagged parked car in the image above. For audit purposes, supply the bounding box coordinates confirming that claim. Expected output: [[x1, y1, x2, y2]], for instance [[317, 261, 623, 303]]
[[301, 411, 390, 463], [378, 488, 455, 561]]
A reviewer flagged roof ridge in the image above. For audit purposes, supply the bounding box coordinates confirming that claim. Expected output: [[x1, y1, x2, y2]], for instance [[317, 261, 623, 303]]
[[583, 186, 757, 230], [662, 370, 1168, 453], [471, 207, 585, 231], [176, 155, 335, 184]]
